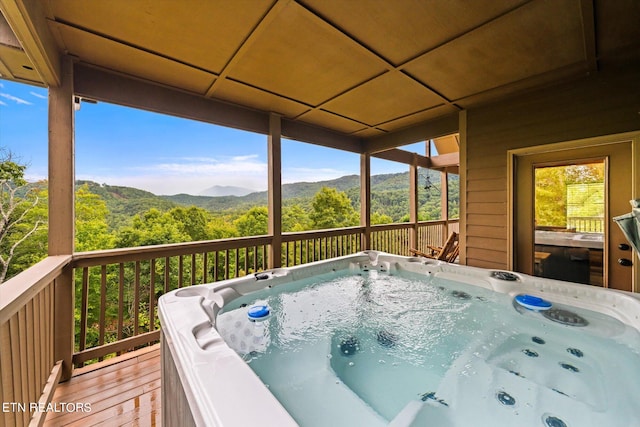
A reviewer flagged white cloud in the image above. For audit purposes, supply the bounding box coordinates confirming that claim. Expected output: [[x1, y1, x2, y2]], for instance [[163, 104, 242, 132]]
[[0, 93, 32, 105], [76, 172, 267, 195], [76, 156, 357, 195], [79, 154, 269, 195], [283, 167, 352, 184], [0, 100, 6, 106], [29, 91, 47, 99], [231, 154, 259, 162]]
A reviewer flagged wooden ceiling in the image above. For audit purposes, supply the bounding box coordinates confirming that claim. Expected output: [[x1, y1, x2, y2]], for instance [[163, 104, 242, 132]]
[[1, 0, 639, 149]]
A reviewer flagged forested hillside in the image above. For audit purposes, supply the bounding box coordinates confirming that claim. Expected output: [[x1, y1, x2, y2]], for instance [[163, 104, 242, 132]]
[[161, 170, 458, 222], [4, 168, 458, 283]]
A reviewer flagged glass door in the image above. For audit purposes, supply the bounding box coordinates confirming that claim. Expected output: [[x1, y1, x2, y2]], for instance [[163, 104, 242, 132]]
[[514, 140, 633, 291], [533, 161, 604, 285]]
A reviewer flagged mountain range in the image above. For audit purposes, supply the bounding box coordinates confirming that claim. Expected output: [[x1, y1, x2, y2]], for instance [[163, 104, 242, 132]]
[[199, 185, 255, 197], [76, 169, 455, 227]]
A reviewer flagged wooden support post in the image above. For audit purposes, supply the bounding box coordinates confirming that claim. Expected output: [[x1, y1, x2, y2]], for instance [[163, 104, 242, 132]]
[[268, 113, 282, 268], [441, 170, 449, 245], [409, 156, 419, 251], [49, 56, 75, 381], [458, 111, 467, 265], [360, 153, 371, 250]]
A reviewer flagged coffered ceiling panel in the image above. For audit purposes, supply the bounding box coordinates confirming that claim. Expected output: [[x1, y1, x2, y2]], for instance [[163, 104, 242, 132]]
[[323, 71, 445, 126], [214, 79, 310, 119], [227, 1, 387, 106], [297, 109, 368, 134], [376, 104, 459, 132], [46, 0, 274, 74], [404, 0, 585, 101], [52, 23, 216, 94], [595, 0, 640, 60], [301, 0, 528, 65]]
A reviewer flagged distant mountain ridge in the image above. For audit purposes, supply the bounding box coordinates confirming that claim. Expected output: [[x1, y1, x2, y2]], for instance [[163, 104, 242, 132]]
[[199, 185, 255, 197], [75, 169, 455, 227]]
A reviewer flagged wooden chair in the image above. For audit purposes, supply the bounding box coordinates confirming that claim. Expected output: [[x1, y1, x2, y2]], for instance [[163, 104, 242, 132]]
[[410, 232, 459, 263]]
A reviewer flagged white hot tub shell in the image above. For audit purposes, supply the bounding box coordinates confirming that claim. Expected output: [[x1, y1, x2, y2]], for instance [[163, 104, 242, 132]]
[[158, 251, 640, 427]]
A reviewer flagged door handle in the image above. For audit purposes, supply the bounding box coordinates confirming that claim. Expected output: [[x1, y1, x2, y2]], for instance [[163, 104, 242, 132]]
[[618, 258, 633, 267]]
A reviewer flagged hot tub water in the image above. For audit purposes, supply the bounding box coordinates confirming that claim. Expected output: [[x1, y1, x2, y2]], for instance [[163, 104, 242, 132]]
[[215, 268, 640, 427]]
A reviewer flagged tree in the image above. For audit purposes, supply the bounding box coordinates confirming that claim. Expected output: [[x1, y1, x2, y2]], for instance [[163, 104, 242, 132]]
[[0, 152, 46, 283], [169, 206, 211, 241], [535, 166, 568, 227], [75, 184, 114, 251], [310, 187, 359, 229], [283, 204, 311, 232], [234, 206, 268, 236], [114, 208, 190, 247]]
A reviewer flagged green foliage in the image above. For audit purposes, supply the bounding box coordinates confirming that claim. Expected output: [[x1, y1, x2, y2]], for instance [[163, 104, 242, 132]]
[[3, 184, 48, 280], [0, 151, 48, 282], [75, 185, 114, 251], [283, 204, 311, 232], [115, 208, 190, 247], [310, 187, 359, 229], [169, 206, 211, 241], [0, 158, 27, 186], [234, 206, 268, 236], [535, 163, 604, 228]]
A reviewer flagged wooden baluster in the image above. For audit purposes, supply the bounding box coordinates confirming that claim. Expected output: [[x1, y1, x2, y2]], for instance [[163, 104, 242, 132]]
[[203, 252, 208, 283], [150, 259, 156, 332], [234, 249, 240, 278], [134, 261, 141, 336], [225, 250, 230, 280], [99, 265, 107, 359], [117, 263, 124, 354], [79, 267, 89, 354], [164, 256, 170, 294]]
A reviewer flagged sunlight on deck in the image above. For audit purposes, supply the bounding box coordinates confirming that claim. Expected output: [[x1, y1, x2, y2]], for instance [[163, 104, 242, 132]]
[[44, 345, 161, 427]]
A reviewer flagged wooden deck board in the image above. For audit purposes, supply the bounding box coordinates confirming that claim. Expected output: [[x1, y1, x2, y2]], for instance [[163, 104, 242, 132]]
[[44, 345, 161, 427]]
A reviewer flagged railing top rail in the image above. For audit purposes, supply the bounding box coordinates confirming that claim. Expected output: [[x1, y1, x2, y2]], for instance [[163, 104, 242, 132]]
[[72, 235, 274, 267], [281, 226, 364, 241], [416, 219, 459, 226], [371, 222, 414, 231], [0, 255, 72, 325]]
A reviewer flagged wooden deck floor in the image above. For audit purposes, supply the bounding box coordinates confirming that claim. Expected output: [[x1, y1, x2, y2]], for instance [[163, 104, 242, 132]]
[[44, 345, 161, 427]]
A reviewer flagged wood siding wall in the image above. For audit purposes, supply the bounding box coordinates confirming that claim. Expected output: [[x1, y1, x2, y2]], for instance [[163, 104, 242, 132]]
[[464, 66, 640, 270]]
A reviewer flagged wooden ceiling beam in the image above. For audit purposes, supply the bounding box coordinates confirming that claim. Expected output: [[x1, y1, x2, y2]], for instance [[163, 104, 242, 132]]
[[579, 0, 598, 73], [281, 118, 362, 153], [371, 149, 429, 168], [365, 113, 459, 154], [74, 63, 363, 152], [74, 63, 270, 135], [426, 152, 460, 169], [0, 0, 60, 86]]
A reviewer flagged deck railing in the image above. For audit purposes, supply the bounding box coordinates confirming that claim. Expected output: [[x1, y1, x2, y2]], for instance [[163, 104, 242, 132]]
[[0, 256, 71, 427], [0, 219, 458, 425], [281, 227, 363, 267], [566, 216, 604, 233], [71, 236, 272, 366]]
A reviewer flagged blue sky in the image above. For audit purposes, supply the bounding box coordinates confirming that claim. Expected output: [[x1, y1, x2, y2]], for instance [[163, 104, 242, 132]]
[[1, 79, 419, 195]]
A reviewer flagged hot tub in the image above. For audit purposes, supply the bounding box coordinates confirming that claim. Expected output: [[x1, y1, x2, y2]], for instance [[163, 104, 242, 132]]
[[158, 251, 640, 427]]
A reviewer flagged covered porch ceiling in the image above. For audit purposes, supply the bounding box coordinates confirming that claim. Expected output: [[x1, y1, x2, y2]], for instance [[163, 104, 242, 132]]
[[1, 0, 638, 155]]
